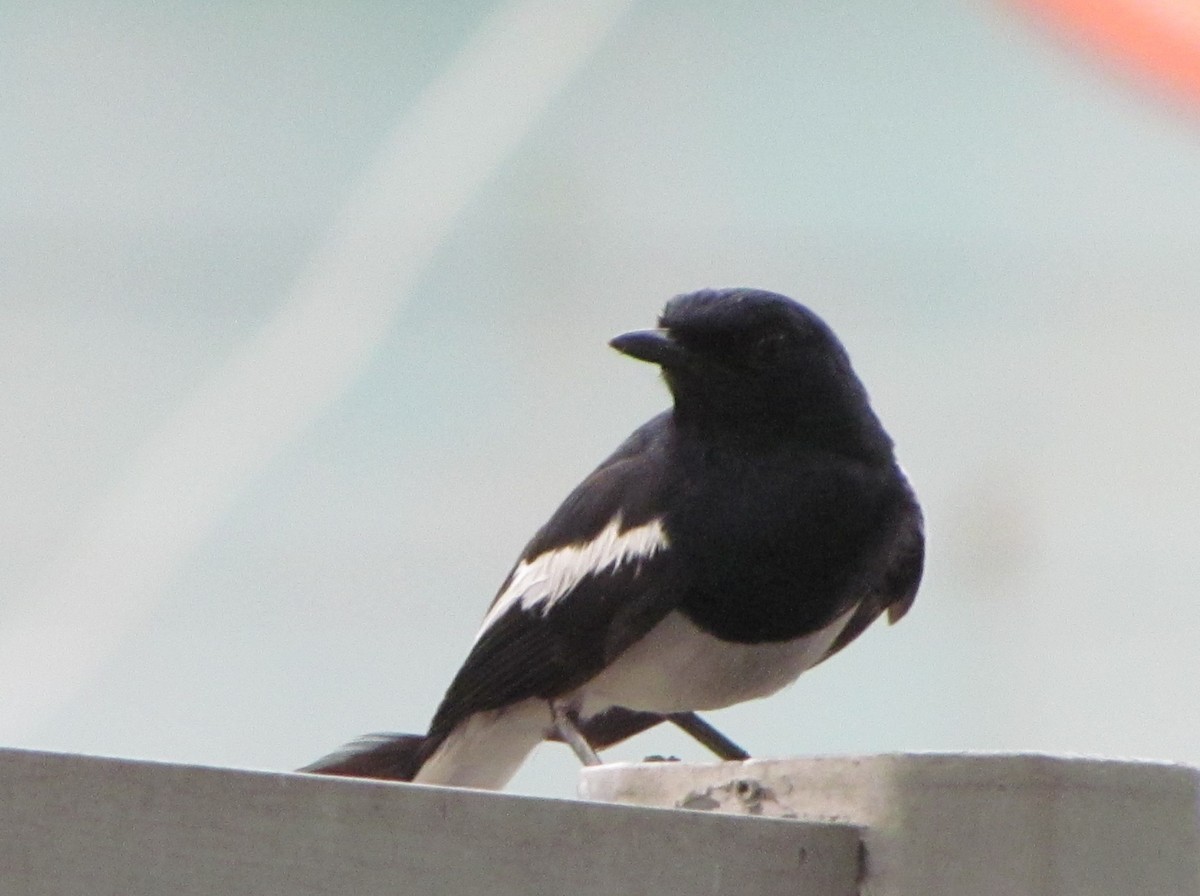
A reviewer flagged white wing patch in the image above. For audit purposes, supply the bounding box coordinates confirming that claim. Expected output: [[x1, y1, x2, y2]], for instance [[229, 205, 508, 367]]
[[475, 516, 668, 642]]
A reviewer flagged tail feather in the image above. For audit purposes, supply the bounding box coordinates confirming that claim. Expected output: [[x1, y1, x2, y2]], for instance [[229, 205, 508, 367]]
[[302, 708, 676, 786], [413, 700, 547, 789], [300, 732, 428, 781]]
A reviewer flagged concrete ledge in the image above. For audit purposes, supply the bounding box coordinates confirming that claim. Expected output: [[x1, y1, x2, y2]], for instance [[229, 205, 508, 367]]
[[0, 748, 859, 896], [580, 753, 1200, 896]]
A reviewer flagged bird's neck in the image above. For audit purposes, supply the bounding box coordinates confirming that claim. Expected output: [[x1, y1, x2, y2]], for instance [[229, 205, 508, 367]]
[[671, 393, 894, 465]]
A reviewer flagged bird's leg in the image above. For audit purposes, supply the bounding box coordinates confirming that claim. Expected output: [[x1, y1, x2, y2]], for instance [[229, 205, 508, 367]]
[[551, 703, 602, 767], [667, 712, 751, 761]]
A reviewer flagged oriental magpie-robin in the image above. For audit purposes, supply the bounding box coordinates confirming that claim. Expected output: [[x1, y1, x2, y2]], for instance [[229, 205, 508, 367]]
[[304, 288, 923, 789]]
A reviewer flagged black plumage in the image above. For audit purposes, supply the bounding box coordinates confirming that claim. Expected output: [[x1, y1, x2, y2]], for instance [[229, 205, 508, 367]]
[[305, 288, 923, 789]]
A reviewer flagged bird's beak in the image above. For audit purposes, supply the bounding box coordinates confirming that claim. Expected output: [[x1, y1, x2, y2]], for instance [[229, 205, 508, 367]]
[[609, 328, 688, 368]]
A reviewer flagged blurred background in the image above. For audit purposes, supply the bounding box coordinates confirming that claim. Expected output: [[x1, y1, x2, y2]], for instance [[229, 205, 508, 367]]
[[3, 0, 1199, 799]]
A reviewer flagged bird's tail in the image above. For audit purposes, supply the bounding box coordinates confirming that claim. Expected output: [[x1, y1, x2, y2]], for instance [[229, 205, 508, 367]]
[[300, 732, 428, 781], [300, 707, 674, 785], [304, 702, 569, 789], [300, 708, 547, 789]]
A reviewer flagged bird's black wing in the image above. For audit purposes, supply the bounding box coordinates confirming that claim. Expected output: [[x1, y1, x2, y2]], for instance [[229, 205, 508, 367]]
[[819, 472, 924, 661], [424, 412, 685, 747]]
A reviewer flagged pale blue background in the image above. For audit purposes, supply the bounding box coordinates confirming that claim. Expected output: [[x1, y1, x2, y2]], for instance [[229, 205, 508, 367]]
[[3, 0, 1199, 798]]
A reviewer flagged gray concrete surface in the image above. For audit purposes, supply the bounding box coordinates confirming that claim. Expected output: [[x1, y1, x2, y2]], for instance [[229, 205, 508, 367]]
[[581, 752, 1200, 896], [0, 748, 859, 896]]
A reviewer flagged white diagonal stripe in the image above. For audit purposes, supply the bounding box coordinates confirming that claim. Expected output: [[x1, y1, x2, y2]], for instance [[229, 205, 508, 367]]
[[0, 0, 636, 740], [476, 516, 668, 640]]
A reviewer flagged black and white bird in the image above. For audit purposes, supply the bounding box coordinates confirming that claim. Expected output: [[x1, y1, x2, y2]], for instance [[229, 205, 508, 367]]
[[305, 288, 923, 790]]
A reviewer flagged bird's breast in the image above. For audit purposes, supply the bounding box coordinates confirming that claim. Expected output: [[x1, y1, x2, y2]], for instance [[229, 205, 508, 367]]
[[669, 452, 905, 643], [576, 604, 857, 717]]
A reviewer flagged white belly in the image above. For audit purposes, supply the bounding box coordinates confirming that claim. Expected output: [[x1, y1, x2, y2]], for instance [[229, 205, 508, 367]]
[[416, 604, 858, 790], [576, 605, 857, 717]]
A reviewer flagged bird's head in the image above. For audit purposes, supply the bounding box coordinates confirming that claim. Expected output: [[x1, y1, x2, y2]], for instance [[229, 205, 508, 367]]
[[611, 288, 890, 457]]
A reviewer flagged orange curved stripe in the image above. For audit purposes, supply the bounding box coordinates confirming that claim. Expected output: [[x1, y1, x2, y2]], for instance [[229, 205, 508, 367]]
[[1016, 0, 1200, 104]]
